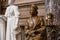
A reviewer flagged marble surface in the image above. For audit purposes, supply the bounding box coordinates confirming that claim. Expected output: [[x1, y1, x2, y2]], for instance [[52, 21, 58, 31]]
[[0, 15, 6, 40]]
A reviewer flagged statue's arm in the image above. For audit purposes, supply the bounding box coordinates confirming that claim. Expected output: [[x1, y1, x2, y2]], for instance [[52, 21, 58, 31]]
[[36, 17, 46, 32], [25, 21, 29, 34], [25, 19, 33, 35], [36, 26, 46, 32], [4, 7, 9, 17], [14, 6, 20, 18], [13, 6, 20, 30], [3, 7, 10, 20]]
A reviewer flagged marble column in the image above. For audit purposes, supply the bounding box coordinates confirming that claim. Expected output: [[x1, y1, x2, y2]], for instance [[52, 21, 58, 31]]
[[0, 15, 6, 40], [45, 0, 60, 40]]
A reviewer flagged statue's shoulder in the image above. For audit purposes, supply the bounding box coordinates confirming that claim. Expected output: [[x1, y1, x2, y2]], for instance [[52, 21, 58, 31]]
[[12, 5, 18, 8], [12, 5, 18, 10], [37, 16, 44, 23], [6, 6, 10, 9], [5, 6, 11, 11], [7, 5, 18, 9], [37, 16, 44, 20], [6, 6, 12, 10]]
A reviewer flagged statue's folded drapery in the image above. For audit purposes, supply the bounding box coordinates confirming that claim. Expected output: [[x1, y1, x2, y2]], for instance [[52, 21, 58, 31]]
[[5, 5, 20, 40]]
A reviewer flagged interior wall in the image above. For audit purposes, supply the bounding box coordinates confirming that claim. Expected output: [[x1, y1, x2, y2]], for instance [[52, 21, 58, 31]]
[[14, 0, 45, 40]]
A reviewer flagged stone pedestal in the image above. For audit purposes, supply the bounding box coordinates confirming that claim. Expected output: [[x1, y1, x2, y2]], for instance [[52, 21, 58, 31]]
[[0, 15, 6, 40]]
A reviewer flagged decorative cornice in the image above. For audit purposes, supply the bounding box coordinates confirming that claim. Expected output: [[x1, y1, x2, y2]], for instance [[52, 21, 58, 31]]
[[14, 1, 44, 7], [4, 0, 45, 8]]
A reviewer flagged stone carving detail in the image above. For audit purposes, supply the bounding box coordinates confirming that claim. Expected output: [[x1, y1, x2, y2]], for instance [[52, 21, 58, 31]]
[[46, 13, 57, 40], [25, 4, 46, 40]]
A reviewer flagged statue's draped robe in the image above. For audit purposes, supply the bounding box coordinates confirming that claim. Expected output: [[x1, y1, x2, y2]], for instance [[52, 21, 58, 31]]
[[5, 5, 20, 40], [25, 16, 46, 40]]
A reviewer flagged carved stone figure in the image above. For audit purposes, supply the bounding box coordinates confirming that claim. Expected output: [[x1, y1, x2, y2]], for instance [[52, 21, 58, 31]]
[[25, 4, 46, 40], [4, 0, 20, 40], [46, 13, 57, 40]]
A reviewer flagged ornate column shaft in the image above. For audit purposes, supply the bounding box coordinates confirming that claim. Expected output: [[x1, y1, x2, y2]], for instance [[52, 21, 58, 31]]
[[45, 0, 58, 40], [45, 0, 60, 24]]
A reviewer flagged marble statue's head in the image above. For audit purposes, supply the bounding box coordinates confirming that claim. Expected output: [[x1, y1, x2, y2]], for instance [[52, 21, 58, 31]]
[[8, 0, 15, 5]]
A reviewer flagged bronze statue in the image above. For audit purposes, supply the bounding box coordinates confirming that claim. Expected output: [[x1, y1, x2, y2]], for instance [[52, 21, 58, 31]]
[[46, 13, 57, 40], [25, 4, 46, 40]]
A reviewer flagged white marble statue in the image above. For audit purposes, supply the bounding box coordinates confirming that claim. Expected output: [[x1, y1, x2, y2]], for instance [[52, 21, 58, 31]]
[[5, 0, 20, 40]]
